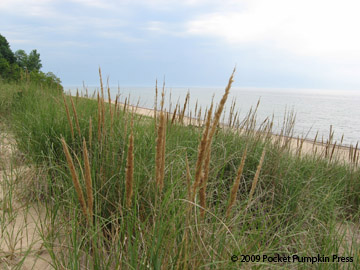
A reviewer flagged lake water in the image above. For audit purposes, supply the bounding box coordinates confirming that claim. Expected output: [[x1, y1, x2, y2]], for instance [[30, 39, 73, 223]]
[[66, 86, 360, 146]]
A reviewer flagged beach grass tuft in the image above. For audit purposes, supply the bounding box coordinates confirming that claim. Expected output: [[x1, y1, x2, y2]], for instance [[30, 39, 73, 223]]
[[2, 71, 360, 269]]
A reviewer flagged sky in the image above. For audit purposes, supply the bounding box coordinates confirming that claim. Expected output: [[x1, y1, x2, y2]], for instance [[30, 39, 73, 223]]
[[1, 0, 360, 89]]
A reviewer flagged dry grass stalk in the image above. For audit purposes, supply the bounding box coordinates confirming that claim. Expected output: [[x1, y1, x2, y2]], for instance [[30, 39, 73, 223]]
[[155, 113, 163, 188], [120, 111, 129, 168], [123, 97, 127, 114], [107, 85, 112, 106], [155, 86, 166, 191], [203, 108, 208, 123], [135, 98, 140, 114], [97, 92, 102, 141], [70, 96, 81, 138], [199, 150, 210, 217], [160, 82, 165, 112], [353, 142, 358, 163], [313, 131, 319, 150], [197, 107, 202, 126], [232, 111, 238, 129], [89, 117, 92, 149], [83, 138, 93, 218], [185, 155, 191, 199], [98, 72, 106, 140], [329, 125, 334, 143], [180, 91, 190, 124], [297, 137, 305, 157], [108, 86, 113, 130], [265, 117, 273, 140], [84, 82, 88, 97], [155, 111, 166, 191], [61, 137, 88, 219], [236, 118, 240, 129], [154, 80, 158, 126], [198, 71, 235, 214], [62, 94, 75, 141], [169, 91, 172, 114], [226, 148, 247, 218], [208, 69, 234, 140], [171, 104, 178, 125], [191, 102, 213, 201], [76, 89, 79, 103], [114, 95, 118, 112], [194, 100, 198, 120], [125, 115, 134, 208], [248, 148, 266, 204], [99, 67, 104, 100], [160, 111, 166, 188], [330, 141, 337, 162], [101, 96, 106, 138], [228, 98, 236, 127]]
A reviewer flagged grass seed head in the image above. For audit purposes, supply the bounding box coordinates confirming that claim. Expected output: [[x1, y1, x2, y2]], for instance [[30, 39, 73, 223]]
[[248, 147, 266, 203], [61, 137, 88, 220], [125, 116, 134, 208]]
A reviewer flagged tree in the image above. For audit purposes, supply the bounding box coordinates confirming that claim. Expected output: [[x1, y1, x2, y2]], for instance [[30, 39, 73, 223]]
[[0, 57, 11, 77], [27, 49, 42, 72], [0, 34, 15, 64], [15, 49, 42, 72], [15, 49, 28, 69], [0, 33, 59, 86]]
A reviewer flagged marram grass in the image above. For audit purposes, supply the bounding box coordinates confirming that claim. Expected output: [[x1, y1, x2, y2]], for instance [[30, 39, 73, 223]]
[[3, 74, 360, 269]]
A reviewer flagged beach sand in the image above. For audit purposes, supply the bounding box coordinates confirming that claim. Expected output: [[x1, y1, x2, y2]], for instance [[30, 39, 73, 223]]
[[0, 124, 52, 269], [116, 101, 358, 165]]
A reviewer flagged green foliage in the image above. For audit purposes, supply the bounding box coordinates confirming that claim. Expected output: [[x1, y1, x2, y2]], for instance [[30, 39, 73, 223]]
[[29, 70, 63, 89], [14, 49, 42, 72], [0, 34, 15, 64], [14, 49, 28, 69], [0, 56, 21, 81], [0, 57, 11, 76], [27, 49, 42, 72], [0, 33, 60, 88]]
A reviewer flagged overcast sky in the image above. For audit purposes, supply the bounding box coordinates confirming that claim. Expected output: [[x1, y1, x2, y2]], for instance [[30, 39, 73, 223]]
[[1, 0, 360, 89]]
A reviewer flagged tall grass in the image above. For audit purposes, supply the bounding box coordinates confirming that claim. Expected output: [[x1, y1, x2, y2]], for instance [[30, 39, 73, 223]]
[[3, 74, 360, 269]]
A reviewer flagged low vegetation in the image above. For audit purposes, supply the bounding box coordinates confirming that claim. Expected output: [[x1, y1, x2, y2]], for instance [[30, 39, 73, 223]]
[[0, 68, 359, 269], [0, 34, 62, 89]]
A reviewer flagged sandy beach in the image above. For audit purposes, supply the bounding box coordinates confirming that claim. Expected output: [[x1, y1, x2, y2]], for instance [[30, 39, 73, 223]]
[[0, 124, 52, 269], [114, 100, 358, 165]]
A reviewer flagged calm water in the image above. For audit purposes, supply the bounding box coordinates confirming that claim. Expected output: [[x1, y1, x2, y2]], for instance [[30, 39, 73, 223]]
[[67, 86, 360, 146]]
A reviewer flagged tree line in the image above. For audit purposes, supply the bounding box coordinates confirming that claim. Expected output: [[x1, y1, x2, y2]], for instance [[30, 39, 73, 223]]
[[0, 34, 62, 89]]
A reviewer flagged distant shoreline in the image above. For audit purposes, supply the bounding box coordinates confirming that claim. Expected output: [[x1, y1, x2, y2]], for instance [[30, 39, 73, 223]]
[[114, 97, 358, 164], [69, 92, 358, 164], [67, 86, 360, 147]]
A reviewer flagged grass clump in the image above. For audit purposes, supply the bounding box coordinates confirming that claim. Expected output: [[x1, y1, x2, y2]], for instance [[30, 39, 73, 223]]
[[2, 71, 360, 269]]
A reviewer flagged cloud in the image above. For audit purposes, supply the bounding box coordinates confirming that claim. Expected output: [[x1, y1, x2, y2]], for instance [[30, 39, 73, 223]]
[[2, 0, 360, 87], [186, 10, 285, 44], [0, 0, 58, 17], [145, 21, 185, 37], [67, 0, 112, 9], [97, 31, 144, 43], [185, 0, 360, 59]]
